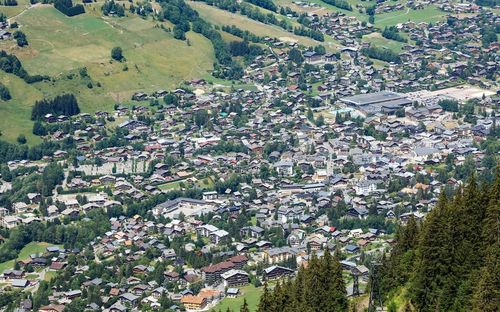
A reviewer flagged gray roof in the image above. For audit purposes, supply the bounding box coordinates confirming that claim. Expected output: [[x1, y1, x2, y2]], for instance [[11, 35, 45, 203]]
[[340, 91, 409, 106]]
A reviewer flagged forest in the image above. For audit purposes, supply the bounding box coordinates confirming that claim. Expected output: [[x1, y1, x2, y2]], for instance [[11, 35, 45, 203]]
[[53, 0, 85, 16], [31, 94, 81, 120], [256, 250, 348, 312], [380, 171, 499, 311]]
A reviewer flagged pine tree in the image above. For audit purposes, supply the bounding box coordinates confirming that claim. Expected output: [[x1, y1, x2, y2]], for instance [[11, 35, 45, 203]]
[[257, 282, 273, 312], [240, 298, 250, 312]]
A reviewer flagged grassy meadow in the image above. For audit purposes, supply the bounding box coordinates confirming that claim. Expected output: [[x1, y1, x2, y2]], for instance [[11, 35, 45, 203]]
[[0, 5, 215, 143], [213, 285, 263, 312]]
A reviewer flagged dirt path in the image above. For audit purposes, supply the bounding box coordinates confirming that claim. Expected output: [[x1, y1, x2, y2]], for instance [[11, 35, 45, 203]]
[[8, 3, 49, 22]]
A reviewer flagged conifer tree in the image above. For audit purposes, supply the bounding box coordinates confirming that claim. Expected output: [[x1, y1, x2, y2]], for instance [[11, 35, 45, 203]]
[[240, 298, 250, 312]]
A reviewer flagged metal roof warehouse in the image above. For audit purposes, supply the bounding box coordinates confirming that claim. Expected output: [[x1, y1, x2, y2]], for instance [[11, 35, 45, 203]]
[[340, 91, 412, 107]]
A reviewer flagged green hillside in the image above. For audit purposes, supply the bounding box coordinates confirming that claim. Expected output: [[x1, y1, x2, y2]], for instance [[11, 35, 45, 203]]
[[0, 5, 215, 143]]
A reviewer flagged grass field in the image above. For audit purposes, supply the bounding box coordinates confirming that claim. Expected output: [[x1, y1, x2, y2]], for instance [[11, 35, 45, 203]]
[[213, 285, 263, 312], [0, 72, 43, 144], [188, 1, 321, 47], [374, 6, 447, 28], [0, 0, 31, 18], [0, 6, 215, 143], [362, 32, 406, 52], [157, 176, 214, 191], [0, 242, 62, 274]]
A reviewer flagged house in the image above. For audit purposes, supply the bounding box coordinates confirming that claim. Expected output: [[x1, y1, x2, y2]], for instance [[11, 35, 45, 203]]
[[273, 160, 294, 176], [109, 302, 128, 312], [39, 304, 65, 312], [226, 288, 240, 298], [345, 244, 360, 253], [11, 279, 29, 288], [2, 269, 24, 279], [240, 226, 264, 239], [119, 293, 139, 306]]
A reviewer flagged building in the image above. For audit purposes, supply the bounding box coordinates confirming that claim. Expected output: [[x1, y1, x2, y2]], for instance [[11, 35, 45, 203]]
[[264, 265, 295, 280], [181, 295, 207, 310], [221, 269, 249, 287], [340, 91, 412, 115], [39, 304, 65, 312]]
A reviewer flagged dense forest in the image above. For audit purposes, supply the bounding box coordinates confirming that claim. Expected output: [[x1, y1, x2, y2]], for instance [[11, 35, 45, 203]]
[[31, 94, 81, 120], [53, 0, 85, 16], [361, 46, 401, 63], [255, 251, 348, 312], [380, 171, 500, 311]]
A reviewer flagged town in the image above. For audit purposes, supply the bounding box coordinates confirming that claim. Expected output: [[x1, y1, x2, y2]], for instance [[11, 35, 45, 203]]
[[0, 0, 498, 311]]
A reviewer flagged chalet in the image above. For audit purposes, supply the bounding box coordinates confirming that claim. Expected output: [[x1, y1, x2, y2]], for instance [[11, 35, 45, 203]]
[[39, 304, 65, 312], [221, 269, 249, 287], [240, 226, 264, 239], [264, 265, 295, 280]]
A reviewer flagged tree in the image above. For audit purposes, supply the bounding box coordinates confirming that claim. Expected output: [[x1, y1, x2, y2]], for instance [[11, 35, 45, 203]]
[[0, 82, 11, 100], [13, 31, 28, 47], [288, 48, 304, 64], [240, 298, 250, 312], [33, 121, 47, 136], [17, 134, 26, 144], [111, 46, 123, 61], [380, 172, 500, 311], [257, 251, 348, 311]]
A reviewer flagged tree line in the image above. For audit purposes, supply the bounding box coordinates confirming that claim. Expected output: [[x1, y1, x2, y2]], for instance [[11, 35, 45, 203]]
[[0, 50, 48, 83], [382, 26, 407, 43], [198, 0, 323, 41], [380, 171, 500, 311], [102, 0, 125, 16], [54, 0, 85, 16], [31, 93, 80, 120], [361, 46, 401, 63], [321, 0, 352, 11], [245, 0, 276, 12], [0, 209, 110, 263]]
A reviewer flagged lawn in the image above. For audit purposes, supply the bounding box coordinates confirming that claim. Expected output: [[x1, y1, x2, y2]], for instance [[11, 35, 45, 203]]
[[157, 176, 214, 191], [0, 242, 62, 274], [44, 270, 57, 281], [362, 32, 405, 53], [213, 285, 263, 312], [0, 6, 215, 143], [374, 5, 447, 28]]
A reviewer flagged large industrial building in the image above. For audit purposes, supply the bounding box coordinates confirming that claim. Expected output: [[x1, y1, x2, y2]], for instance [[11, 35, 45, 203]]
[[340, 91, 412, 115]]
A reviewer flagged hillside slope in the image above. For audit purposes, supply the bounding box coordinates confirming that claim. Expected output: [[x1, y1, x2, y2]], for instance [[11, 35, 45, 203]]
[[0, 5, 215, 143]]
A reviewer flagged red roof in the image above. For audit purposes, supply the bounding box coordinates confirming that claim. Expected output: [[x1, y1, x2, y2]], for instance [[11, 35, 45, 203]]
[[202, 261, 235, 273]]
